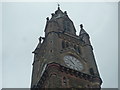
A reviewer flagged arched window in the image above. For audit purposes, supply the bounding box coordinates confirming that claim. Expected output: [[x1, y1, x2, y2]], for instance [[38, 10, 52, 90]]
[[62, 41, 65, 49], [89, 68, 95, 75], [62, 41, 69, 49], [66, 42, 69, 48], [50, 50, 53, 53], [64, 21, 70, 32], [78, 47, 81, 54], [62, 77, 67, 86], [74, 45, 77, 50]]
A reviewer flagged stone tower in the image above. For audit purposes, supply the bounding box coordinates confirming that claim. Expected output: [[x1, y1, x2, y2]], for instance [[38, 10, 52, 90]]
[[31, 6, 102, 88]]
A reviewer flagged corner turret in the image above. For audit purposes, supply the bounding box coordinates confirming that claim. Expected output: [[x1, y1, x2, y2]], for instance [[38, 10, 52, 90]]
[[79, 24, 91, 45]]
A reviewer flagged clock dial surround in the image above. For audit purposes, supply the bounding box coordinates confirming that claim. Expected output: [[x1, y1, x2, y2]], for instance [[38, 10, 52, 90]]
[[63, 55, 83, 71]]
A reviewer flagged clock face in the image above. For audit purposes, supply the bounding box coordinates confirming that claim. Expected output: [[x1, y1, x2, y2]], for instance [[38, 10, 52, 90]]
[[64, 55, 83, 71]]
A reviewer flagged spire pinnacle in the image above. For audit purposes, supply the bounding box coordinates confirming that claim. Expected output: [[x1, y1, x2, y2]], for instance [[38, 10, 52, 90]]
[[80, 24, 83, 29], [79, 24, 88, 35], [57, 3, 60, 10]]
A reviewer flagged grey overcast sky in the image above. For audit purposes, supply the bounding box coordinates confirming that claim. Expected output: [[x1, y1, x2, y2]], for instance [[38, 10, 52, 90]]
[[2, 2, 118, 88]]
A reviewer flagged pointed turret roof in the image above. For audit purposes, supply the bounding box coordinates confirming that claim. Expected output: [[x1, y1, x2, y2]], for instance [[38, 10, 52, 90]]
[[55, 4, 64, 14], [50, 5, 68, 20], [79, 24, 88, 35], [45, 5, 76, 36]]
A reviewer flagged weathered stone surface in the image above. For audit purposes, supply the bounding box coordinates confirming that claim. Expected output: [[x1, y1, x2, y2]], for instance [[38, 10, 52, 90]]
[[31, 6, 102, 89]]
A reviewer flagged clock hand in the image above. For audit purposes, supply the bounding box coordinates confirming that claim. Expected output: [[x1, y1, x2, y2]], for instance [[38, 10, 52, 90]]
[[70, 60, 75, 65]]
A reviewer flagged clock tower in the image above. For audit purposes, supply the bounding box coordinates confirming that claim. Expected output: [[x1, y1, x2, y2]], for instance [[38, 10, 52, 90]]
[[31, 6, 102, 88]]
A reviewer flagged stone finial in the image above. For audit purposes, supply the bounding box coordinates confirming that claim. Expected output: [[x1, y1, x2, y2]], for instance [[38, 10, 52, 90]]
[[39, 36, 42, 42], [51, 13, 55, 17], [46, 17, 49, 21], [39, 36, 45, 43], [64, 11, 67, 15], [58, 4, 60, 10], [80, 24, 83, 29], [79, 24, 88, 36]]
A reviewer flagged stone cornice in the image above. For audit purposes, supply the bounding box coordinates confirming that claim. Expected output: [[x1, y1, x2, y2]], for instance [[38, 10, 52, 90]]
[[32, 62, 102, 88]]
